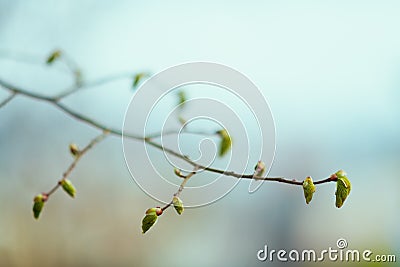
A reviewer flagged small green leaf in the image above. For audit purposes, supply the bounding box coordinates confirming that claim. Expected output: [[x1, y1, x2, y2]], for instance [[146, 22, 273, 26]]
[[33, 194, 47, 219], [142, 207, 162, 234], [217, 129, 232, 157], [142, 214, 158, 234], [302, 176, 316, 204], [69, 143, 80, 157], [177, 90, 186, 108], [60, 179, 76, 198], [46, 50, 62, 65], [132, 72, 149, 89], [172, 196, 184, 215], [254, 161, 266, 177], [335, 170, 351, 208]]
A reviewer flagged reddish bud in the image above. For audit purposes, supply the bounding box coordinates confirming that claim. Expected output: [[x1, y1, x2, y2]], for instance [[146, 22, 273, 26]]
[[155, 207, 163, 216], [330, 173, 338, 181], [41, 193, 49, 202]]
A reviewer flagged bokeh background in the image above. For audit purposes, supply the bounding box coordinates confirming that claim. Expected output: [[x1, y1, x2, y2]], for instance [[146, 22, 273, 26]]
[[0, 1, 399, 266]]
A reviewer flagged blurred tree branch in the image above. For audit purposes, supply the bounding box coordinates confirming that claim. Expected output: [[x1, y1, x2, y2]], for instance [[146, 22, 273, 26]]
[[0, 50, 350, 233], [0, 77, 328, 185], [0, 91, 16, 108]]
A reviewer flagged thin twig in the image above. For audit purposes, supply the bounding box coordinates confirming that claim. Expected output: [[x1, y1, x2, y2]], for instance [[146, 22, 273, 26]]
[[0, 51, 51, 66], [55, 72, 135, 99], [0, 78, 142, 138], [144, 139, 334, 186], [45, 131, 109, 197], [0, 92, 17, 108], [145, 129, 218, 139], [161, 167, 199, 211], [58, 52, 82, 87]]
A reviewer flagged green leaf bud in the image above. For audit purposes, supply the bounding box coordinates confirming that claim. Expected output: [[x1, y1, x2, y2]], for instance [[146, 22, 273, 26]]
[[59, 179, 76, 198], [69, 143, 80, 157], [46, 50, 62, 64], [335, 170, 351, 208], [33, 193, 48, 219], [254, 161, 266, 177], [217, 129, 232, 157], [172, 196, 184, 215], [302, 176, 316, 204]]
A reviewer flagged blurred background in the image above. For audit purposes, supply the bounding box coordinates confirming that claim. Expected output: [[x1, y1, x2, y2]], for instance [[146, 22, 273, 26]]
[[0, 1, 399, 266]]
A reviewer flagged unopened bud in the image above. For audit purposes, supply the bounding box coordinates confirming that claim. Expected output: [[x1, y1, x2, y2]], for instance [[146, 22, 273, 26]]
[[142, 206, 163, 234], [174, 168, 184, 178], [33, 193, 47, 219], [302, 176, 316, 204], [69, 143, 80, 157], [254, 161, 266, 177], [172, 196, 184, 215], [145, 207, 163, 216], [216, 129, 232, 157], [335, 170, 351, 208], [59, 179, 76, 198], [177, 90, 186, 108], [132, 72, 149, 89], [46, 50, 61, 64]]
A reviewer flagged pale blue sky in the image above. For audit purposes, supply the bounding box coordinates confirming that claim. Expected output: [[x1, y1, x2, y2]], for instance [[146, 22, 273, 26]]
[[0, 1, 399, 266]]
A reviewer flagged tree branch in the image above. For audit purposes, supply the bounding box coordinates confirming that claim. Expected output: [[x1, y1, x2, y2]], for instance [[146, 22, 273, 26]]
[[0, 91, 17, 108], [0, 78, 335, 187], [55, 72, 136, 99], [45, 131, 109, 197], [2, 51, 349, 229], [161, 167, 199, 211]]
